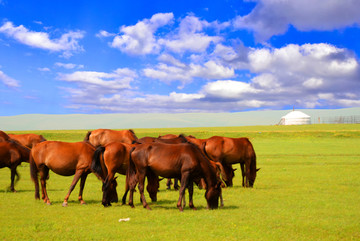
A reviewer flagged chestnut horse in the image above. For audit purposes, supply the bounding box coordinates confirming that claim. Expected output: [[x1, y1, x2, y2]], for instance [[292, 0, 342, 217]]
[[30, 141, 110, 206], [91, 142, 159, 207], [187, 136, 259, 187], [8, 133, 46, 148], [84, 129, 138, 147], [127, 142, 221, 211], [0, 140, 30, 192]]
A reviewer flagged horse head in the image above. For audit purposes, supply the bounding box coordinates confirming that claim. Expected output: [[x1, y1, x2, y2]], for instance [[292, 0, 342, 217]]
[[102, 176, 118, 207], [205, 181, 221, 209]]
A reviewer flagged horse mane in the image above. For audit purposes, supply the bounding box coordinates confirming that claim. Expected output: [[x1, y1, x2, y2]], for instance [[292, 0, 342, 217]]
[[128, 129, 138, 140], [83, 131, 92, 142]]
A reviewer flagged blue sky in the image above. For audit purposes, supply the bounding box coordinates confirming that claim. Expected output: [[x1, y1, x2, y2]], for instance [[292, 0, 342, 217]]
[[1, 0, 360, 115]]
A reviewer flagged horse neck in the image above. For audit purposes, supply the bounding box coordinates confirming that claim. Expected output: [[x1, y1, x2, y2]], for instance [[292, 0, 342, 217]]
[[15, 142, 30, 160], [199, 158, 217, 189]]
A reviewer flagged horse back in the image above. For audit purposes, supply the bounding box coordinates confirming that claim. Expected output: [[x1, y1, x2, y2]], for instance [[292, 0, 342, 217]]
[[89, 129, 138, 146], [31, 141, 94, 176]]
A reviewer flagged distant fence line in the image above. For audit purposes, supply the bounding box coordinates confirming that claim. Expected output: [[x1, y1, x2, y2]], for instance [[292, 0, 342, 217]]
[[314, 115, 360, 124]]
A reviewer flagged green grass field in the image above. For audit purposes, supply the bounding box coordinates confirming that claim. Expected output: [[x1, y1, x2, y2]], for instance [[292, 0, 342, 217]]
[[1, 124, 359, 240]]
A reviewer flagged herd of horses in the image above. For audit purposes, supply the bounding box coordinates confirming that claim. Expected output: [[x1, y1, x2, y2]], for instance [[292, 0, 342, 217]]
[[0, 128, 259, 211]]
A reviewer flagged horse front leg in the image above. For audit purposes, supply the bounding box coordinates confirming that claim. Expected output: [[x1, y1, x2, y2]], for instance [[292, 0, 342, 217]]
[[240, 163, 245, 187], [9, 167, 19, 192], [62, 170, 82, 207]]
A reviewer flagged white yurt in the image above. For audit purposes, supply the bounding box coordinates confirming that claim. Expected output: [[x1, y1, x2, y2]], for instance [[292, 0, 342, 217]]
[[278, 110, 311, 125]]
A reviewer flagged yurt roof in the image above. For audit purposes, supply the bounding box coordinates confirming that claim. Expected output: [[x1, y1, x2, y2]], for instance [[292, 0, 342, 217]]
[[282, 111, 310, 119]]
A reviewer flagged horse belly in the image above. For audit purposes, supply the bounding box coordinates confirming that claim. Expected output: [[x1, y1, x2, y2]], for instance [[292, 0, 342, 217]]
[[148, 160, 180, 178], [45, 158, 77, 176]]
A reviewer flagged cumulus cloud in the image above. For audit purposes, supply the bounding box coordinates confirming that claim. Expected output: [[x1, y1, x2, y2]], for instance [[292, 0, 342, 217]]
[[159, 15, 222, 53], [110, 13, 174, 55], [234, 0, 360, 42], [0, 21, 85, 57], [0, 70, 20, 88], [143, 57, 235, 88]]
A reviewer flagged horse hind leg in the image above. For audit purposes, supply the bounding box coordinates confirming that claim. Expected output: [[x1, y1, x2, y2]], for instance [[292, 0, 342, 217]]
[[39, 167, 51, 205], [138, 172, 150, 210], [177, 172, 190, 212]]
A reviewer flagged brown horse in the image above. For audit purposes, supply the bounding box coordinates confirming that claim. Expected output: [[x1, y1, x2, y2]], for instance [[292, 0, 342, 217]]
[[127, 142, 221, 211], [0, 130, 10, 142], [8, 133, 46, 148], [92, 142, 158, 207], [84, 129, 138, 147], [187, 136, 259, 187], [0, 140, 30, 192], [30, 141, 110, 206]]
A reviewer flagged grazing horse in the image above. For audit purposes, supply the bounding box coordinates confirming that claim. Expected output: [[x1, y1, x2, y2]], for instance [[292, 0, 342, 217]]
[[187, 136, 259, 187], [127, 142, 221, 211], [8, 133, 46, 148], [0, 130, 10, 142], [84, 129, 138, 147], [91, 142, 158, 207], [0, 140, 30, 192], [30, 141, 107, 206]]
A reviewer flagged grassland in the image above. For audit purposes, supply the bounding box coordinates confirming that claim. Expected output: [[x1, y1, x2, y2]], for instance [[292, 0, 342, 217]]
[[0, 124, 359, 240]]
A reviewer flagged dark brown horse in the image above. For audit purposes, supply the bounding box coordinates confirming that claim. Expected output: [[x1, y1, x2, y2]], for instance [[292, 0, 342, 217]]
[[127, 142, 221, 211], [187, 135, 259, 187], [91, 142, 158, 207], [0, 140, 30, 192], [30, 141, 109, 206], [8, 133, 46, 148], [84, 129, 138, 147], [0, 130, 10, 142]]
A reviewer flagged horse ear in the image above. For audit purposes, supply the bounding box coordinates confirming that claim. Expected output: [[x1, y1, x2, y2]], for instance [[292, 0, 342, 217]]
[[256, 168, 261, 172]]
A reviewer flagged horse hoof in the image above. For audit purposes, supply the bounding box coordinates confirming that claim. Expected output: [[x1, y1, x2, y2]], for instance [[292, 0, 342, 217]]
[[62, 202, 68, 207]]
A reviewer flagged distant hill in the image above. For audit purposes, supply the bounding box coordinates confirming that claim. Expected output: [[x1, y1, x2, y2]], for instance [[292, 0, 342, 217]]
[[1, 107, 359, 131]]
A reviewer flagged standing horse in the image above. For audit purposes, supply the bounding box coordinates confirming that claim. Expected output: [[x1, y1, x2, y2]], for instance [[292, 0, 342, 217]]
[[127, 142, 221, 211], [84, 129, 138, 147], [8, 133, 46, 148], [186, 136, 259, 187], [0, 140, 30, 192], [92, 142, 158, 207], [30, 141, 110, 206]]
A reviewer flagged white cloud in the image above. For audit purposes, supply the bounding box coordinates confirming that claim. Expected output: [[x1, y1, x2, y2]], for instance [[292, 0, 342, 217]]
[[55, 62, 84, 69], [58, 68, 137, 90], [159, 15, 222, 53], [234, 0, 360, 42], [96, 30, 116, 38], [111, 13, 174, 55], [38, 67, 51, 72], [143, 58, 235, 88], [0, 21, 85, 57], [0, 70, 19, 88]]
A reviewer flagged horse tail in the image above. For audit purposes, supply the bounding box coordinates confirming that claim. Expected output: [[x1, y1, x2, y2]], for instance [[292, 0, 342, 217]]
[[127, 147, 137, 188], [29, 150, 40, 199], [91, 146, 106, 179], [84, 131, 92, 142]]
